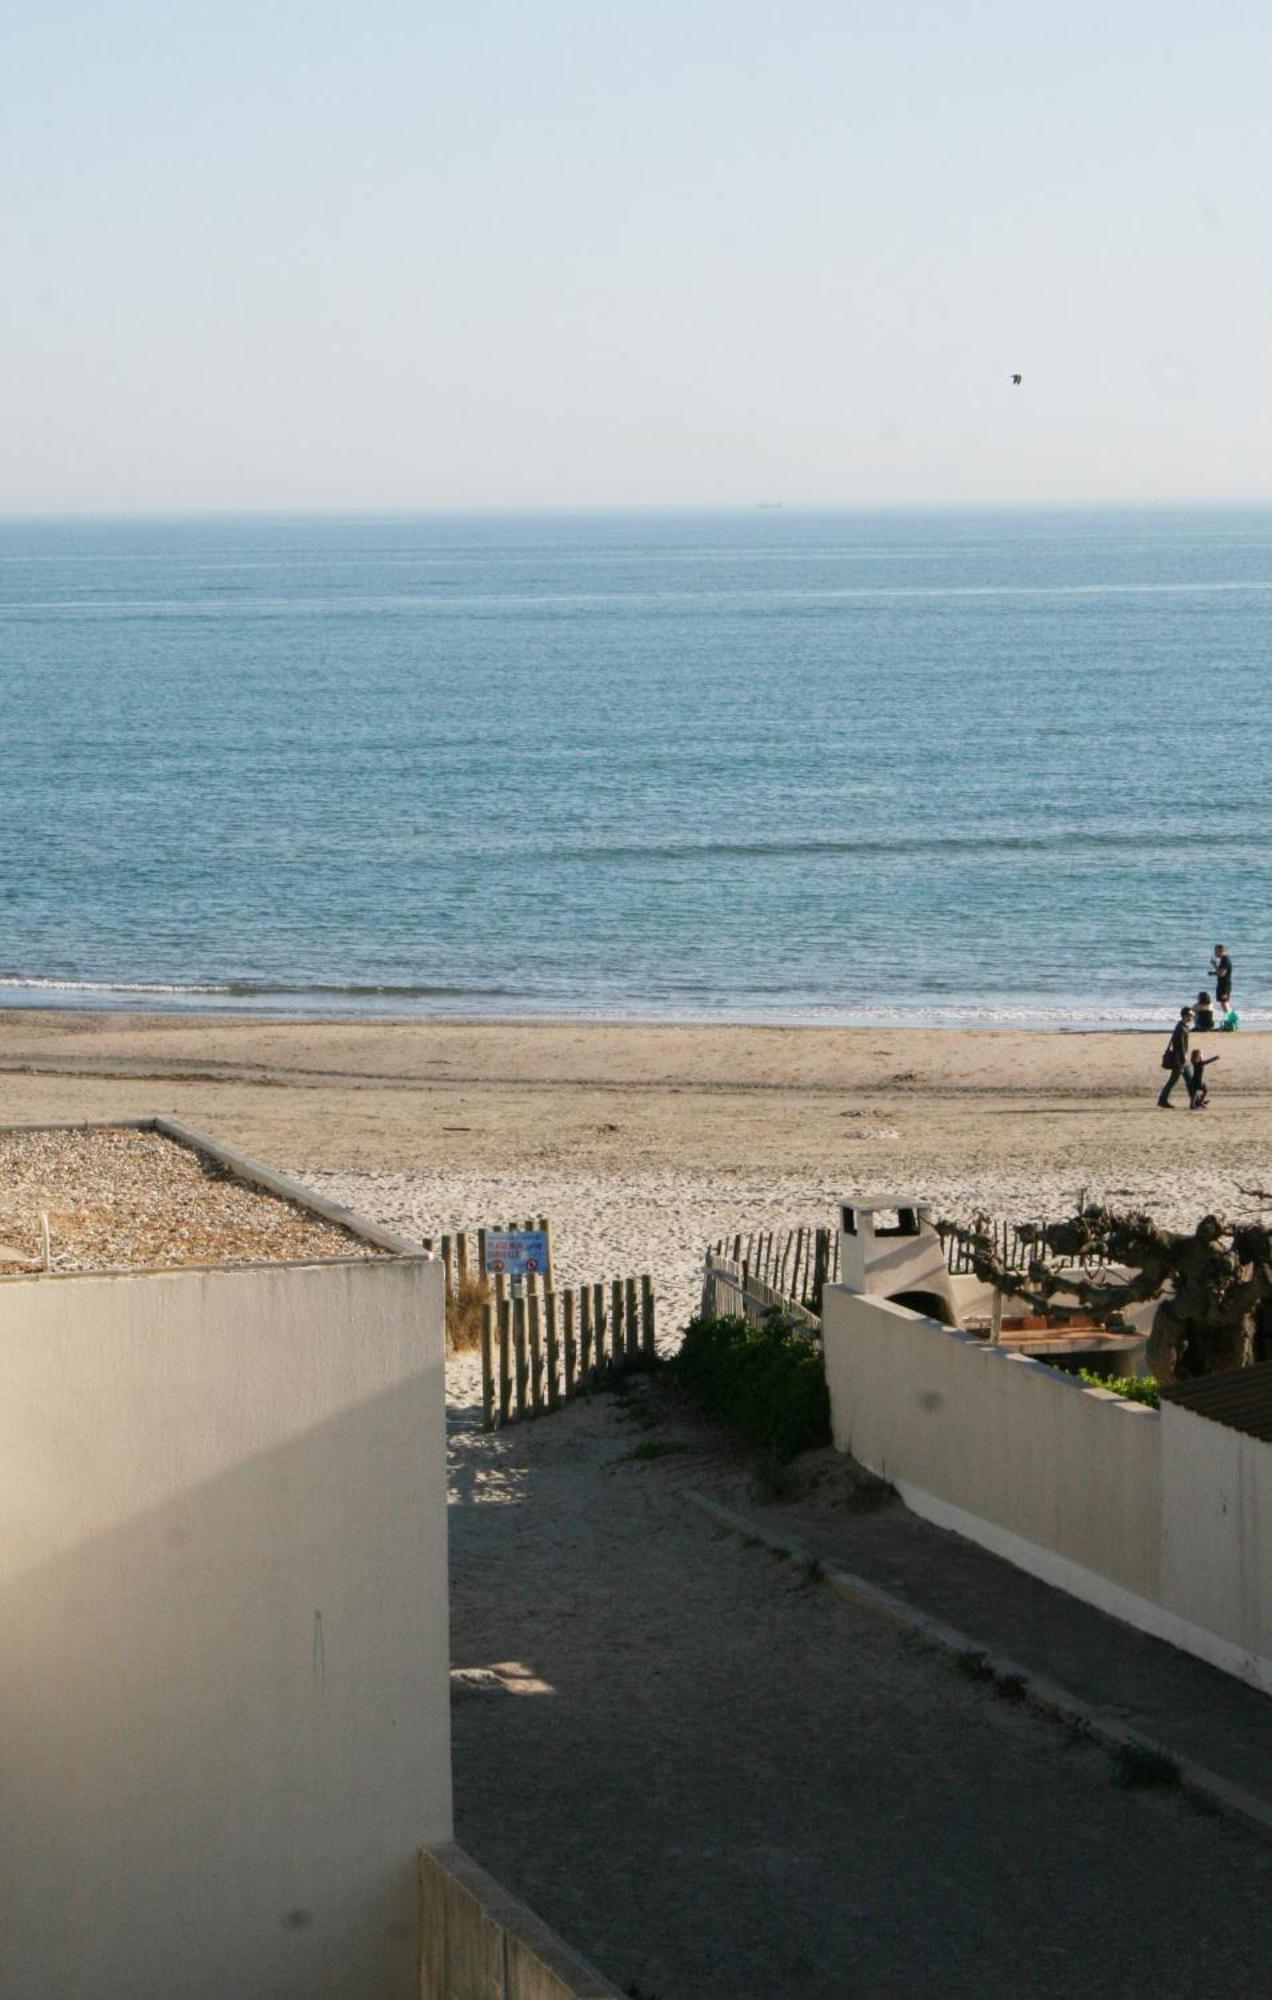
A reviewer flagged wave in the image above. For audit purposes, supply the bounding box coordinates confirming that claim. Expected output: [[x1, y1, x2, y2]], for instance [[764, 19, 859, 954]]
[[0, 975, 1264, 1032], [533, 829, 1221, 864], [7, 577, 1272, 619], [0, 975, 513, 1000]]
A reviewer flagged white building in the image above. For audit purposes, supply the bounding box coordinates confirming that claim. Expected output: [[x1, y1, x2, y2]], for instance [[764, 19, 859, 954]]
[[0, 1117, 450, 1998]]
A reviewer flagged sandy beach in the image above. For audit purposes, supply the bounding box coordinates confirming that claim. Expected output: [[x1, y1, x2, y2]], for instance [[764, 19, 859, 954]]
[[1, 1010, 1269, 1333]]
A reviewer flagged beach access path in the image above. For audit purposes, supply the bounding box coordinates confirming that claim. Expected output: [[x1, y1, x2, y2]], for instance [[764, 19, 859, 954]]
[[447, 1359, 1272, 2000]]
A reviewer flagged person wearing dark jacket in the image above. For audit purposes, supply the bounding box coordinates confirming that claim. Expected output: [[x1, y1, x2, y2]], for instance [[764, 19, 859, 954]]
[[1158, 1007, 1193, 1107]]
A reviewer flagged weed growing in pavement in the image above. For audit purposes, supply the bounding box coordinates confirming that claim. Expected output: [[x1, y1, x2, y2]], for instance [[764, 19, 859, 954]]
[[955, 1650, 997, 1685], [1111, 1742, 1182, 1791], [618, 1397, 660, 1431], [954, 1651, 1029, 1702], [753, 1455, 801, 1504], [840, 1469, 894, 1513], [620, 1439, 691, 1463]]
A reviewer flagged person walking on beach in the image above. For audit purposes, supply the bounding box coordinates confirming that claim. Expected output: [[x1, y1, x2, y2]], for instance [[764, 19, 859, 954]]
[[1188, 1049, 1219, 1109], [1210, 944, 1233, 1011], [1158, 1006, 1193, 1108]]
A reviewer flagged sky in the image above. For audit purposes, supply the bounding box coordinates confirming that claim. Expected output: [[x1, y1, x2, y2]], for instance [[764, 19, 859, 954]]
[[5, 0, 1272, 512]]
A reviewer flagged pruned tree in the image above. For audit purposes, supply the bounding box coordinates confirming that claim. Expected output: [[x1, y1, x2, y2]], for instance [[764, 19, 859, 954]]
[[944, 1206, 1272, 1383]]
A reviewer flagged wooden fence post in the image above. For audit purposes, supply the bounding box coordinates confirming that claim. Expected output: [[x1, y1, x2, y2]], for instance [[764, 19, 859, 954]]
[[477, 1227, 488, 1282], [811, 1230, 828, 1317], [529, 1294, 544, 1415], [498, 1299, 512, 1426], [610, 1279, 624, 1373], [545, 1292, 561, 1409], [441, 1233, 454, 1301], [641, 1274, 655, 1360], [593, 1281, 607, 1377], [562, 1290, 576, 1399], [624, 1276, 638, 1361], [457, 1231, 469, 1290], [480, 1302, 495, 1432], [579, 1285, 593, 1389], [513, 1297, 529, 1417]]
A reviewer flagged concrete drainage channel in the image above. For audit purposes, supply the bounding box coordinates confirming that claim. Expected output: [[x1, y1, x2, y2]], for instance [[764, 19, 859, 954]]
[[685, 1490, 1272, 1847]]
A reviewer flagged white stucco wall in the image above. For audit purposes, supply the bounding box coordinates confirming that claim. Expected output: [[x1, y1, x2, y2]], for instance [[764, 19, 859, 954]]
[[822, 1285, 1163, 1619], [1161, 1403, 1272, 1691], [0, 1255, 450, 1999]]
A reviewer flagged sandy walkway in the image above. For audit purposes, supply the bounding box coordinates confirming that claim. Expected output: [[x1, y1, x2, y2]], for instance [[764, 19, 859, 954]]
[[448, 1376, 1272, 1999]]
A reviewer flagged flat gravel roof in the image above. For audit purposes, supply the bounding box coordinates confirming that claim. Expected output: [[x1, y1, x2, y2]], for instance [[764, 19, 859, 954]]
[[0, 1124, 388, 1275]]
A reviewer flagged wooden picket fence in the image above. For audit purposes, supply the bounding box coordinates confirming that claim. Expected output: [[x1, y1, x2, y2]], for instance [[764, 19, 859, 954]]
[[424, 1218, 552, 1301], [480, 1273, 656, 1432], [705, 1224, 838, 1322], [700, 1248, 821, 1332]]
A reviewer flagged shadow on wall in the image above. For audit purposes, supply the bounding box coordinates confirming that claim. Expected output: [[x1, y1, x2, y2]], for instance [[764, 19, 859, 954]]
[[0, 1378, 451, 2000], [888, 1290, 958, 1327]]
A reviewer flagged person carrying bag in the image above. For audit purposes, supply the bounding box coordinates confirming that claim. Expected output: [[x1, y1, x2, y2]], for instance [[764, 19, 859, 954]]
[[1158, 1006, 1193, 1108]]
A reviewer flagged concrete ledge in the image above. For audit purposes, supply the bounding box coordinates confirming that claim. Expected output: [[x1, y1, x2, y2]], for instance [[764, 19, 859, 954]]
[[420, 1843, 623, 1999], [685, 1490, 1272, 1850], [155, 1116, 429, 1258]]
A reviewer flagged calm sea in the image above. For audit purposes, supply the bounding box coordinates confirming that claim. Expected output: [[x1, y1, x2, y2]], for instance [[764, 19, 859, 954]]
[[1, 507, 1268, 1029]]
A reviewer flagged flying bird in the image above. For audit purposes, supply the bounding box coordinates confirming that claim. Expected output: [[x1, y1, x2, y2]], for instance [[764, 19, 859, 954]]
[[1011, 374, 1023, 386]]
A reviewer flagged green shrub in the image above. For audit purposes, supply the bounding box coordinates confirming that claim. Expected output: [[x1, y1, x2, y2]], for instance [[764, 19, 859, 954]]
[[1076, 1370, 1160, 1409], [673, 1308, 831, 1462]]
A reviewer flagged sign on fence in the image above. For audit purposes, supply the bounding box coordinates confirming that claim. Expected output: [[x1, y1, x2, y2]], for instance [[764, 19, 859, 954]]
[[484, 1228, 550, 1279]]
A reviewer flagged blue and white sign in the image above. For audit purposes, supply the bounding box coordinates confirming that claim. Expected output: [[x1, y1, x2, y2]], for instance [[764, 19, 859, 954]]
[[484, 1229, 550, 1278]]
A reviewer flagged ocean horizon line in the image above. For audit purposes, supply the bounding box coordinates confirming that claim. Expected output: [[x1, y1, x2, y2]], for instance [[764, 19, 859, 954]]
[[6, 497, 1272, 526]]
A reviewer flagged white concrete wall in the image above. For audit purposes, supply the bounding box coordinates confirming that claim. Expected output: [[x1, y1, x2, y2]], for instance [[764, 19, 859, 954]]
[[1161, 1403, 1272, 1692], [0, 1256, 450, 1999], [823, 1283, 1272, 1694], [822, 1285, 1163, 1620]]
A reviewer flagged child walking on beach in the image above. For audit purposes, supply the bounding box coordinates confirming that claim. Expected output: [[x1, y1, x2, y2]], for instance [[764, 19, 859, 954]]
[[1189, 1050, 1219, 1109]]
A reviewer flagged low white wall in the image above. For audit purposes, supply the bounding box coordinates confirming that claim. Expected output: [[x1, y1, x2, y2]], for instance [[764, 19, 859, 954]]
[[1161, 1403, 1272, 1691], [0, 1256, 450, 1999], [822, 1285, 1163, 1620], [419, 1845, 623, 1999], [824, 1284, 1272, 1693]]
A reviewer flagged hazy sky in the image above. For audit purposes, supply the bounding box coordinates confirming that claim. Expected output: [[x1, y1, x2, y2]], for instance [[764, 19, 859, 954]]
[[6, 0, 1272, 511]]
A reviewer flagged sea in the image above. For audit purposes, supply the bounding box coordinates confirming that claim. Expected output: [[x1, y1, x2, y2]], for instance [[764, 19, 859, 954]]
[[1, 506, 1268, 1030]]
